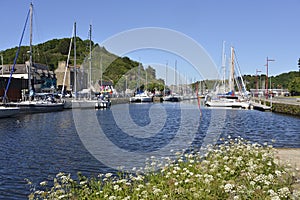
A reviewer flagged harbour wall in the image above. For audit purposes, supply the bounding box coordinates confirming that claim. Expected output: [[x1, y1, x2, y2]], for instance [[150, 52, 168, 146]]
[[271, 102, 300, 116], [253, 98, 300, 116], [110, 98, 129, 105]]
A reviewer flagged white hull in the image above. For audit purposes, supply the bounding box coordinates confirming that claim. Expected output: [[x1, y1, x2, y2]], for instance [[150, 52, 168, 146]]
[[163, 95, 182, 102], [206, 99, 250, 109], [64, 99, 111, 109], [129, 93, 153, 103], [0, 106, 20, 118], [129, 97, 153, 102]]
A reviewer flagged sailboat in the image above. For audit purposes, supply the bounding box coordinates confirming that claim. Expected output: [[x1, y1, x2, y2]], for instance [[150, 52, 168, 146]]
[[62, 23, 111, 109], [129, 62, 153, 103], [6, 3, 64, 113], [205, 45, 250, 109], [163, 60, 182, 102]]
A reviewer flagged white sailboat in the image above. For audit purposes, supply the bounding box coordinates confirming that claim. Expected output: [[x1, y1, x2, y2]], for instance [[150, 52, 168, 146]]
[[63, 23, 111, 109], [129, 92, 153, 102], [205, 44, 250, 109], [129, 62, 153, 103], [5, 3, 64, 113], [163, 60, 182, 102]]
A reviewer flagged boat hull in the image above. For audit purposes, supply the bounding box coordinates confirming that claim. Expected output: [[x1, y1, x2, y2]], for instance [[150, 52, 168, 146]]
[[129, 96, 153, 103], [163, 96, 182, 102], [7, 101, 64, 113], [0, 107, 20, 118], [205, 100, 250, 109], [65, 99, 111, 109]]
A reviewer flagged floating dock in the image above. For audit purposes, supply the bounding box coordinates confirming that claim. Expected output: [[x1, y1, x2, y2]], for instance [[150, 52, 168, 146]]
[[250, 102, 271, 111]]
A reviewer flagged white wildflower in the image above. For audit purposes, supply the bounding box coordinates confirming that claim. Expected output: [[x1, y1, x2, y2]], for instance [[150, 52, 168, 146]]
[[268, 174, 274, 180], [109, 196, 117, 200], [250, 181, 256, 186], [278, 187, 290, 198], [275, 170, 282, 177], [79, 180, 87, 185], [270, 196, 280, 200], [153, 187, 162, 195], [58, 194, 67, 199], [113, 184, 120, 190], [105, 173, 113, 178], [39, 181, 47, 186], [224, 183, 234, 193]]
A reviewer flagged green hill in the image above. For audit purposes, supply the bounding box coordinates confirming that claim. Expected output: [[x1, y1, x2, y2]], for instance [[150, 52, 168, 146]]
[[1, 37, 164, 92]]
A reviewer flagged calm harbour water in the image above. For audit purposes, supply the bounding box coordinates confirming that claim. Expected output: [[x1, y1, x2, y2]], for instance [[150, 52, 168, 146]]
[[0, 100, 299, 199]]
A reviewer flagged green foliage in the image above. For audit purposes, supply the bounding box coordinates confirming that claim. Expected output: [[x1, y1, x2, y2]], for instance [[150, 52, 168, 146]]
[[241, 71, 299, 91], [288, 77, 300, 95], [269, 71, 299, 89], [1, 37, 90, 69], [28, 138, 300, 200], [1, 38, 147, 87], [57, 38, 70, 55], [147, 82, 165, 92]]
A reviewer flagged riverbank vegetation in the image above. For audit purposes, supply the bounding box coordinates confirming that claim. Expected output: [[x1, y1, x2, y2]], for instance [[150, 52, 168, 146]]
[[27, 137, 299, 199], [242, 71, 300, 95]]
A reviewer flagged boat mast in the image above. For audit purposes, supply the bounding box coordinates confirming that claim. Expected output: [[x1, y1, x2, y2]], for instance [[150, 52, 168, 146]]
[[137, 61, 140, 93], [100, 55, 102, 91], [28, 3, 33, 101], [74, 22, 77, 99], [145, 68, 147, 91], [221, 41, 226, 93], [229, 46, 235, 93], [164, 62, 168, 95], [174, 60, 177, 94], [89, 24, 92, 100], [61, 25, 74, 96]]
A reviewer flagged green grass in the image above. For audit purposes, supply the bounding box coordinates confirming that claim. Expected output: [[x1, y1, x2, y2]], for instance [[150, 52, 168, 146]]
[[27, 137, 300, 200]]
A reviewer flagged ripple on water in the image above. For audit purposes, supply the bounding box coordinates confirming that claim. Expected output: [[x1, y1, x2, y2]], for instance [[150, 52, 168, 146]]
[[0, 102, 299, 199]]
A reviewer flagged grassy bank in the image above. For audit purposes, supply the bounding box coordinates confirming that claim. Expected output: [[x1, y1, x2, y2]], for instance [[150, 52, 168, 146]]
[[28, 138, 300, 199]]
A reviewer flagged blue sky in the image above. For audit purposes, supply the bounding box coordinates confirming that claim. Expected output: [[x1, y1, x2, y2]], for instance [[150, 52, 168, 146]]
[[0, 0, 299, 82]]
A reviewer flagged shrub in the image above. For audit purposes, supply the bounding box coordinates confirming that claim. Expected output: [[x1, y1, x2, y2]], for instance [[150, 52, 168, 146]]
[[28, 137, 300, 199]]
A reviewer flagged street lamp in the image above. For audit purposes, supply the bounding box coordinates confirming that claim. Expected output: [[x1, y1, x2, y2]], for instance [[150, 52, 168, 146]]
[[265, 57, 275, 99]]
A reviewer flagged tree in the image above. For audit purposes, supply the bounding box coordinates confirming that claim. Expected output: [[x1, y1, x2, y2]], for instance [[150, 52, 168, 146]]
[[146, 66, 156, 79], [288, 77, 300, 96], [58, 38, 71, 55], [298, 58, 300, 74]]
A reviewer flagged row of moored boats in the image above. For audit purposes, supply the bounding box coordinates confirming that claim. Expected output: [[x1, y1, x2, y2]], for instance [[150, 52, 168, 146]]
[[0, 94, 111, 119]]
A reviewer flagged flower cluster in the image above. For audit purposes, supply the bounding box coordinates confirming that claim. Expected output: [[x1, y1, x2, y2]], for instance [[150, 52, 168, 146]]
[[28, 137, 299, 199]]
